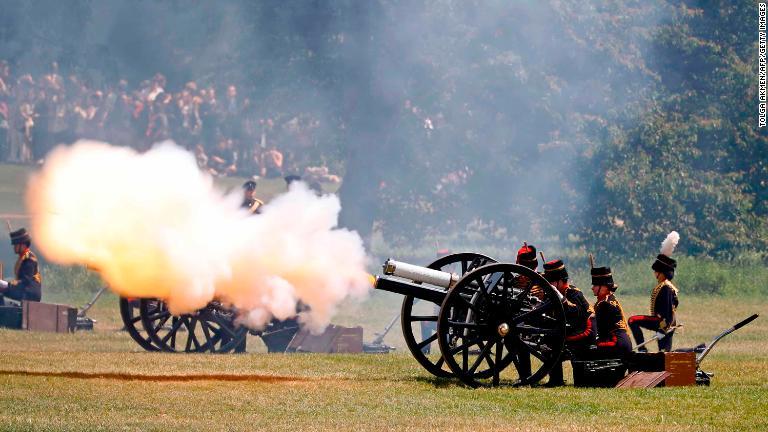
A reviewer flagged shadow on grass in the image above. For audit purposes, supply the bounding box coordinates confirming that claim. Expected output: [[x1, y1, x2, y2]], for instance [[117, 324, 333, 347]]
[[413, 375, 468, 389]]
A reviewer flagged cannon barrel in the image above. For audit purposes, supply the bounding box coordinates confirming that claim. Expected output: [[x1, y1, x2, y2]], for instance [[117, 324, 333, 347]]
[[382, 259, 459, 288], [375, 275, 447, 304], [374, 258, 461, 304]]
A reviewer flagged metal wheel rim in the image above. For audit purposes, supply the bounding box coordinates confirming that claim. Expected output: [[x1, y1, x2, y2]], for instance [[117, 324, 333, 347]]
[[139, 299, 247, 353], [400, 252, 496, 378], [119, 297, 159, 351], [437, 263, 565, 387]]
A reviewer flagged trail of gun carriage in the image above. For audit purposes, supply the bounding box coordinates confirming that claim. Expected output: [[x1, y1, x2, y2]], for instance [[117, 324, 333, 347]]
[[1, 1, 767, 431]]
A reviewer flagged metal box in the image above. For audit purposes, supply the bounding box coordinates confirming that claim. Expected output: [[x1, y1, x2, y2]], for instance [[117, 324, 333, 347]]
[[0, 305, 23, 329]]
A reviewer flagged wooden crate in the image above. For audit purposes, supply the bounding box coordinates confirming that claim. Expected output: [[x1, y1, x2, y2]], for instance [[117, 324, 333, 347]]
[[664, 351, 697, 386], [22, 301, 77, 333], [286, 325, 363, 353], [628, 351, 697, 387]]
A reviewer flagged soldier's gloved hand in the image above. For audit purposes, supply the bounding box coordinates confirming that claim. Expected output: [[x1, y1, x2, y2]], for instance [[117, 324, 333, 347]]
[[0, 279, 7, 289]]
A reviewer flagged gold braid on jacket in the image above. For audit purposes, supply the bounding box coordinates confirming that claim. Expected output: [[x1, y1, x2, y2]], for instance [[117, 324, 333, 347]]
[[650, 280, 678, 316]]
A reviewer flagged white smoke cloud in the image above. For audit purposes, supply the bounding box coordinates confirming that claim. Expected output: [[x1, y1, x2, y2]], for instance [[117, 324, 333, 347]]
[[27, 140, 372, 330]]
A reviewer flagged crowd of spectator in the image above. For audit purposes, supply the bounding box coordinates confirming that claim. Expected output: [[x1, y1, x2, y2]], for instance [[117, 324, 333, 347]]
[[0, 60, 341, 183]]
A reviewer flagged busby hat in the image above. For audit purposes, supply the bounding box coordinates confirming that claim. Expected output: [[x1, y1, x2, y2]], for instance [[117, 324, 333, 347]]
[[543, 259, 568, 283], [10, 228, 31, 245], [652, 231, 679, 274], [516, 244, 538, 269], [652, 254, 677, 273], [242, 180, 257, 191], [591, 266, 616, 290]]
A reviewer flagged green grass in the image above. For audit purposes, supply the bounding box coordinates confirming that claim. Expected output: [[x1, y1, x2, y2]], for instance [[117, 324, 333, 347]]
[[0, 294, 766, 431], [1, 164, 768, 430]]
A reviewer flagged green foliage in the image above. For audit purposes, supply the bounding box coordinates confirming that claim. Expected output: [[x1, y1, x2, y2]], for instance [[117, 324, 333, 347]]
[[0, 1, 763, 259], [40, 264, 105, 305]]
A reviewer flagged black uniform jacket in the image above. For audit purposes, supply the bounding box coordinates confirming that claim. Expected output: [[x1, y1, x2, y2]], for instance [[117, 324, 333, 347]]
[[7, 249, 42, 302], [650, 280, 678, 330], [594, 293, 628, 346], [562, 286, 592, 340]]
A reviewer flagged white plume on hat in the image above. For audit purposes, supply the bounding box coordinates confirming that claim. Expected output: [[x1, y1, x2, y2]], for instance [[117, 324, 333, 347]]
[[660, 231, 680, 256]]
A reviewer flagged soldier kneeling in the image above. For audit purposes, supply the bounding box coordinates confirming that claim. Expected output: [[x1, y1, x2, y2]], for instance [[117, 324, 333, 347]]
[[542, 259, 594, 387]]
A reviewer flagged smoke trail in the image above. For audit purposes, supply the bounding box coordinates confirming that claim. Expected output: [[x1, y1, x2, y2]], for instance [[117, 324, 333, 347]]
[[26, 140, 371, 330]]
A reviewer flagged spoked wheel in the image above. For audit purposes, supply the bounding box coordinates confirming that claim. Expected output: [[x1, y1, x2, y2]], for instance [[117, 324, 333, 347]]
[[401, 252, 497, 378], [119, 297, 159, 351], [139, 299, 247, 353], [437, 263, 565, 388]]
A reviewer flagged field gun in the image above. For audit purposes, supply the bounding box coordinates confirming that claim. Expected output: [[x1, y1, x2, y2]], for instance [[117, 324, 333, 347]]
[[374, 252, 566, 388]]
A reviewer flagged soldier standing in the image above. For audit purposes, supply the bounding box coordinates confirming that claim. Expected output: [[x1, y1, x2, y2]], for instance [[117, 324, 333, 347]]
[[0, 228, 42, 304], [628, 231, 680, 352], [590, 266, 632, 360], [542, 259, 593, 387], [241, 180, 263, 214]]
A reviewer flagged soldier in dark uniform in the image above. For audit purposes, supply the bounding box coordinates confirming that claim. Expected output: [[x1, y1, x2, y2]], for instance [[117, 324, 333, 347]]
[[590, 266, 632, 360], [0, 228, 42, 304], [628, 253, 679, 352], [241, 180, 263, 214], [513, 243, 539, 381], [542, 259, 593, 387]]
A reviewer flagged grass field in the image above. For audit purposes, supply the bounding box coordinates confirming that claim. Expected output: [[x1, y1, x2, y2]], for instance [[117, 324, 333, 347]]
[[0, 293, 766, 431], [1, 163, 767, 430]]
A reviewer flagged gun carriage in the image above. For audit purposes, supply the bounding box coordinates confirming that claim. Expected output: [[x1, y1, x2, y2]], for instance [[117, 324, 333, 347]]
[[376, 252, 566, 387], [119, 297, 298, 353], [376, 253, 759, 388]]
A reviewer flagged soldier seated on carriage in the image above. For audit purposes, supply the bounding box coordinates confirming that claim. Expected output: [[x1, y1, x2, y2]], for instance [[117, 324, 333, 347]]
[[541, 259, 594, 387], [590, 266, 632, 360], [0, 228, 42, 306]]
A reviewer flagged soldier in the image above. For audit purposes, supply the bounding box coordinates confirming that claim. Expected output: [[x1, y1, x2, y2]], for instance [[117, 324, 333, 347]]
[[513, 243, 539, 381], [628, 233, 680, 352], [590, 266, 632, 360], [241, 180, 263, 214], [0, 228, 42, 304], [542, 259, 593, 387]]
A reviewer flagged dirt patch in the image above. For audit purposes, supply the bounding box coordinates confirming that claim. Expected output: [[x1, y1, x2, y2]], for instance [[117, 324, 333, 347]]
[[0, 369, 319, 383]]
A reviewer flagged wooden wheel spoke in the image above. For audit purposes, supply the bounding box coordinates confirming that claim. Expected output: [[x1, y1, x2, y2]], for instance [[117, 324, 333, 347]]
[[511, 300, 553, 324], [409, 315, 438, 322], [448, 335, 484, 356], [493, 340, 503, 386], [517, 338, 547, 362], [416, 332, 438, 350], [435, 356, 445, 369], [161, 317, 183, 344], [146, 310, 171, 322], [515, 324, 559, 335], [446, 320, 483, 329], [200, 320, 214, 350], [210, 314, 237, 338], [454, 295, 481, 314], [467, 341, 493, 374]]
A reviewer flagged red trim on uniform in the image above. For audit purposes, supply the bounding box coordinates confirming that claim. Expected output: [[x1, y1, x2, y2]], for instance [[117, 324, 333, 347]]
[[566, 318, 593, 342], [628, 315, 660, 325], [597, 334, 617, 348]]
